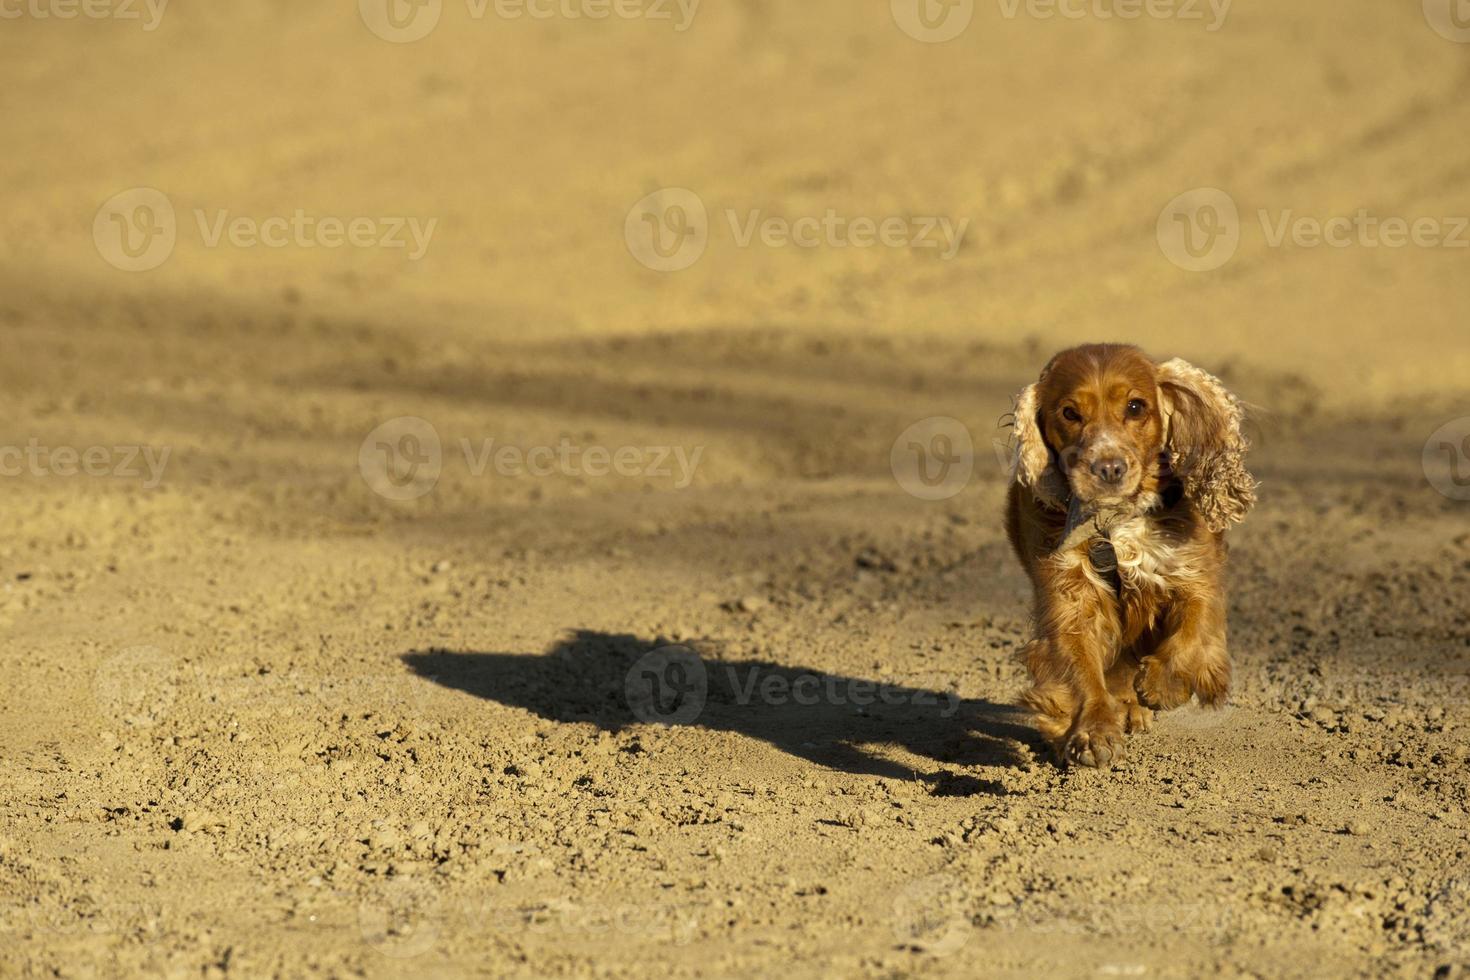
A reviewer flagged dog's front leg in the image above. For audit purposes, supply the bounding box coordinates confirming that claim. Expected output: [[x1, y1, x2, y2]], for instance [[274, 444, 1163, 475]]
[[1135, 584, 1231, 711], [1024, 563, 1128, 767]]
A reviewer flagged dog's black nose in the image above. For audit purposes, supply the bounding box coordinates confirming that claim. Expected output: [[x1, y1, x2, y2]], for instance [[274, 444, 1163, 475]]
[[1091, 457, 1128, 485]]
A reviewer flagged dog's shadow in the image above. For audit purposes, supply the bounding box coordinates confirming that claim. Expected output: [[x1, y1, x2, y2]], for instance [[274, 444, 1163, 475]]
[[402, 630, 1038, 795]]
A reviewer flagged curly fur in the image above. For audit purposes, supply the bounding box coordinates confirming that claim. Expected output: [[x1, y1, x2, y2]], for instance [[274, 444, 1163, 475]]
[[1156, 358, 1258, 533]]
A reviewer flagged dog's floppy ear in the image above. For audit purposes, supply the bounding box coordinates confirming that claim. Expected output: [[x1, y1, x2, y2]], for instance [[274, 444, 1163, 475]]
[[1156, 358, 1257, 532], [1011, 383, 1048, 487], [1010, 383, 1066, 508]]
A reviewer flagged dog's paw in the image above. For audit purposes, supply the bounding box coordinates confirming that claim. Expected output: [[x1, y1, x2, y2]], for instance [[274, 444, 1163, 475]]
[[1123, 701, 1154, 734], [1135, 657, 1191, 710], [1063, 720, 1126, 768], [1191, 657, 1231, 706]]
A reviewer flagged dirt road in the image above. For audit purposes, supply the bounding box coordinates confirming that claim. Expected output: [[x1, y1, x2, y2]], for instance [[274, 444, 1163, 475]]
[[2, 2, 1469, 977]]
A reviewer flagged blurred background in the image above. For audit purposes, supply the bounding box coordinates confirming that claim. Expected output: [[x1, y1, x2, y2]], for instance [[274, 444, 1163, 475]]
[[5, 0, 1468, 394]]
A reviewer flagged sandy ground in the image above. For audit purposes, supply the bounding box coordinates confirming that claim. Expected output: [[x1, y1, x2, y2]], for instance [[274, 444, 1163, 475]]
[[2, 2, 1470, 977]]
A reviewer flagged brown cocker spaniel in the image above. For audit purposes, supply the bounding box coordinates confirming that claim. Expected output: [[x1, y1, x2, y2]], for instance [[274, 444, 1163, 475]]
[[1005, 343, 1256, 767]]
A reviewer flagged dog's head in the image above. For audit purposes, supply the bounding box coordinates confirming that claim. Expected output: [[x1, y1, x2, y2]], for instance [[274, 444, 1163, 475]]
[[1010, 343, 1256, 531]]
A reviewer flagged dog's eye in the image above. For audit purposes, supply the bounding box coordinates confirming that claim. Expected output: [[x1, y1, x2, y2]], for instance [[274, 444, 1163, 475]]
[[1126, 399, 1147, 418], [1061, 407, 1082, 423]]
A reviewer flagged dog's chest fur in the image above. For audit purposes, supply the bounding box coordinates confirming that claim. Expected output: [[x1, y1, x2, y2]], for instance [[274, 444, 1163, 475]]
[[1057, 514, 1209, 639], [1108, 517, 1204, 591]]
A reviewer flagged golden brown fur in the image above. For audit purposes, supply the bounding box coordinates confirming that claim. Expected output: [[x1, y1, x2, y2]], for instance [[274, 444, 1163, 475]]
[[1004, 344, 1256, 767]]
